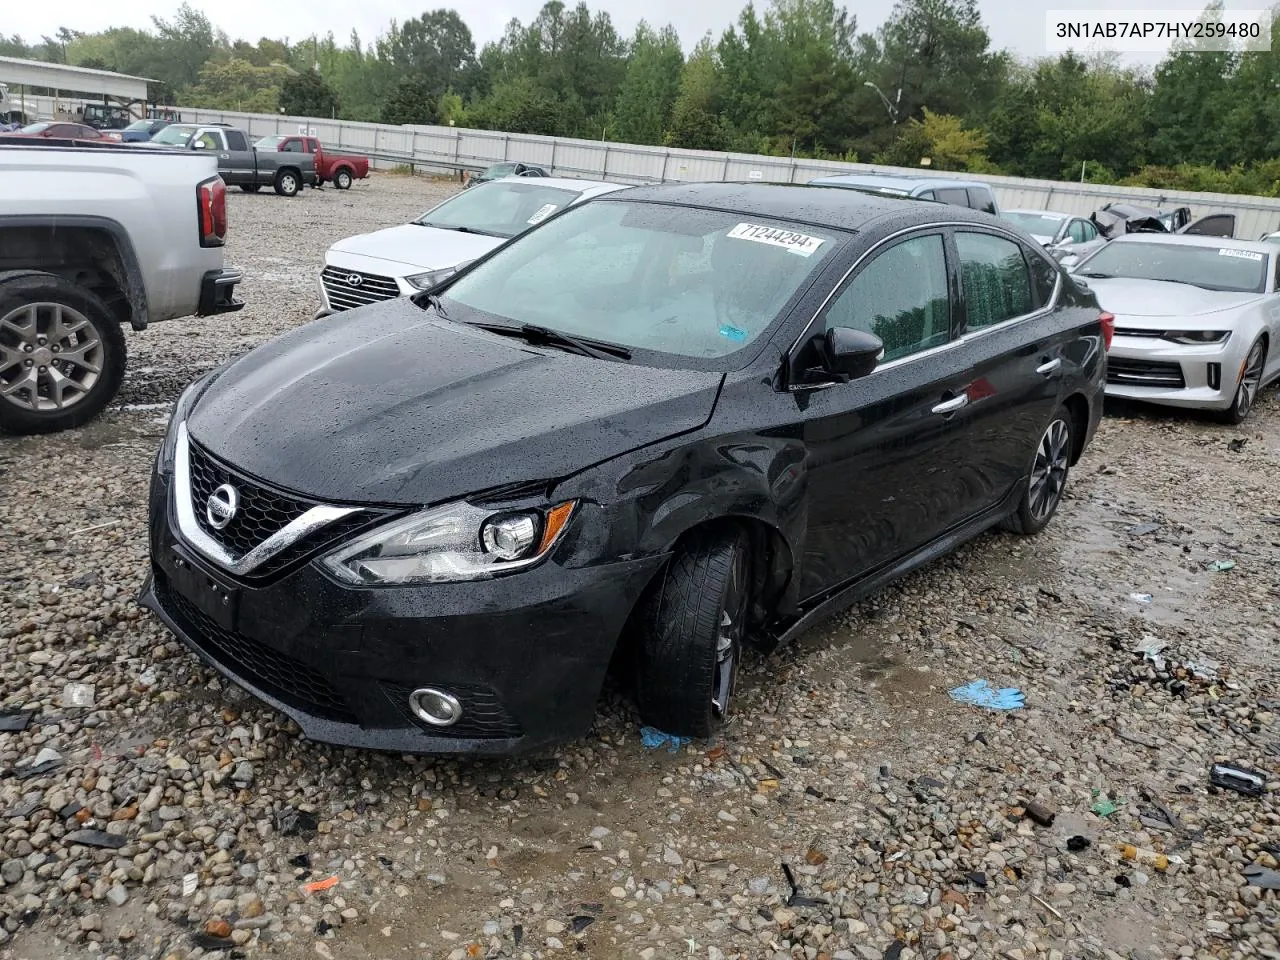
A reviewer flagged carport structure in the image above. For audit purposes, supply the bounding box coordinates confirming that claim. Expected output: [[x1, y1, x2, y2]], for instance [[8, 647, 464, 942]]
[[0, 56, 154, 124]]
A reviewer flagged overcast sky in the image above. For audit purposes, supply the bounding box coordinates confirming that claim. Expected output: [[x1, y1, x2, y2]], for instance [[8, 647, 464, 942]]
[[2, 0, 1264, 63]]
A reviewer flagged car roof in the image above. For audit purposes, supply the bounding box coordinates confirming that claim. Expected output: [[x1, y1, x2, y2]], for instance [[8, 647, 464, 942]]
[[1110, 233, 1275, 255], [809, 173, 993, 191], [495, 176, 625, 196], [596, 181, 1003, 232]]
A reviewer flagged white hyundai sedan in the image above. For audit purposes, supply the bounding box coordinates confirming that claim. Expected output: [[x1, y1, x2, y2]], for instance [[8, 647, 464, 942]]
[[1074, 234, 1280, 423], [317, 177, 626, 316]]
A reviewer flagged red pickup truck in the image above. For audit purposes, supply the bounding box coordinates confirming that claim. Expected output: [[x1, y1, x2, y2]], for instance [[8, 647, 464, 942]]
[[254, 135, 369, 189]]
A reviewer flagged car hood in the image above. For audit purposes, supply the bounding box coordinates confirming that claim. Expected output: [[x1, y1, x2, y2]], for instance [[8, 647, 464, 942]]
[[328, 223, 504, 273], [1080, 277, 1265, 317], [1029, 233, 1055, 246], [186, 299, 723, 506]]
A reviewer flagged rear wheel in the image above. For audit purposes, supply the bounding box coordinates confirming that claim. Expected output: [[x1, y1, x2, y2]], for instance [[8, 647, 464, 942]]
[[0, 272, 126, 435], [635, 527, 751, 738], [273, 170, 300, 197], [334, 168, 353, 190], [1002, 411, 1074, 536], [1216, 337, 1266, 425]]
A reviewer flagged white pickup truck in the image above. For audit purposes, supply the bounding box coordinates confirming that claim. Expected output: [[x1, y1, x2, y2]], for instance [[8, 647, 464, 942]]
[[0, 140, 243, 433]]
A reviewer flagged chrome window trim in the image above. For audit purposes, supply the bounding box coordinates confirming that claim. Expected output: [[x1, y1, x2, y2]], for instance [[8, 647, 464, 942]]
[[173, 422, 361, 575], [785, 220, 1062, 391]]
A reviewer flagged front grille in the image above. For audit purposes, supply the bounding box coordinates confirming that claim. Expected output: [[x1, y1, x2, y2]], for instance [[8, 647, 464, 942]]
[[380, 681, 523, 739], [1107, 358, 1186, 389], [185, 441, 396, 581], [1114, 327, 1163, 339], [321, 266, 400, 310], [156, 571, 355, 723]]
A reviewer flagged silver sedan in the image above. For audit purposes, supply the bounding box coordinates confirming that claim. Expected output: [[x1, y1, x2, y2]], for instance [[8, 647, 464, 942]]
[[1001, 209, 1107, 264], [1072, 234, 1280, 423]]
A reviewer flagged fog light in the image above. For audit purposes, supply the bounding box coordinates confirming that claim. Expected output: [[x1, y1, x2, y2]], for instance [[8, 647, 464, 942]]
[[1208, 362, 1221, 390], [408, 688, 462, 727]]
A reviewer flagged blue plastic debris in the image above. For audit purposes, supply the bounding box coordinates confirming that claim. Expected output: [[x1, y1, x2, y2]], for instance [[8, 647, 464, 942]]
[[717, 324, 748, 342], [948, 679, 1025, 711], [641, 726, 691, 752]]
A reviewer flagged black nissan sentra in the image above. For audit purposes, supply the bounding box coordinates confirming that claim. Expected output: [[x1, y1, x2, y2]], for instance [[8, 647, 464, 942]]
[[142, 182, 1108, 755]]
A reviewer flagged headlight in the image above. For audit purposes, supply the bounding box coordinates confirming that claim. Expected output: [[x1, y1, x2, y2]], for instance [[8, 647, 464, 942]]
[[405, 267, 458, 290], [1164, 330, 1230, 345], [320, 500, 577, 585], [158, 372, 215, 471]]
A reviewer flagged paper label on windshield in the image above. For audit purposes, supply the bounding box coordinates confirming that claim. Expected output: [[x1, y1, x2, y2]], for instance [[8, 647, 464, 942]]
[[1219, 248, 1264, 261], [727, 222, 825, 257], [527, 203, 559, 225]]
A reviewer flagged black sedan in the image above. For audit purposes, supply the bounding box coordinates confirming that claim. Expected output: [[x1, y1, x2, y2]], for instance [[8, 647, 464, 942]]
[[141, 183, 1108, 755]]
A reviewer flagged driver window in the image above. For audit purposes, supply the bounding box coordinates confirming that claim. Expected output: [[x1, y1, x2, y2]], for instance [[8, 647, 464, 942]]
[[1068, 220, 1087, 243], [823, 234, 951, 362], [194, 131, 220, 150], [1080, 220, 1098, 241]]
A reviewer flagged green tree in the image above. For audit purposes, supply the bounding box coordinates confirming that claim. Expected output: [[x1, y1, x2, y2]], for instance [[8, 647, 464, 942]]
[[613, 22, 683, 144], [149, 4, 219, 91], [280, 69, 340, 117], [380, 74, 437, 125], [876, 107, 989, 169], [665, 35, 726, 150], [468, 75, 568, 134], [390, 10, 480, 97], [181, 58, 283, 112]]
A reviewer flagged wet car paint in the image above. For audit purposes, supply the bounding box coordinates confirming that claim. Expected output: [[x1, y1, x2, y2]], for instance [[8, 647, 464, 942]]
[[146, 183, 1106, 754]]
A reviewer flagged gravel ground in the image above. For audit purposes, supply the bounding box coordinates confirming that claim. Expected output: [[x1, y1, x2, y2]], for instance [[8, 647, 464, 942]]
[[1, 173, 1279, 960]]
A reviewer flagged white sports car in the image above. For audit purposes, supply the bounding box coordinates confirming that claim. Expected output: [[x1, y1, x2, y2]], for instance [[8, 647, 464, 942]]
[[1072, 234, 1280, 423]]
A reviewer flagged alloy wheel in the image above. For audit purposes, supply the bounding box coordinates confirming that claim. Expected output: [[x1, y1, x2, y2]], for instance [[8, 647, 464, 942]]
[[712, 548, 749, 719], [1029, 418, 1070, 523], [0, 302, 103, 413], [1234, 340, 1266, 418]]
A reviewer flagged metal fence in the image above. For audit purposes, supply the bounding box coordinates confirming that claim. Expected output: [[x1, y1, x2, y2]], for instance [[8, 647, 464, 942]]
[[31, 95, 1280, 240]]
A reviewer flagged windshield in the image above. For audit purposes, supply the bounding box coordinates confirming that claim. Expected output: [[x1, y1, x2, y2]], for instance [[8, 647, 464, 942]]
[[150, 124, 197, 146], [124, 120, 153, 132], [482, 162, 518, 177], [19, 123, 50, 134], [255, 135, 286, 149], [1003, 212, 1065, 236], [416, 181, 581, 239], [441, 200, 839, 364], [1078, 242, 1268, 293]]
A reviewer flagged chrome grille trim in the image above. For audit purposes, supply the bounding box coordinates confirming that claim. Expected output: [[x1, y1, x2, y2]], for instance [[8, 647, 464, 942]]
[[320, 266, 400, 310]]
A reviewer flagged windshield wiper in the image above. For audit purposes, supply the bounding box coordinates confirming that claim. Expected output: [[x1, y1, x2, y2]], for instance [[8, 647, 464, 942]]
[[416, 222, 504, 238], [473, 322, 632, 361], [1076, 272, 1113, 279]]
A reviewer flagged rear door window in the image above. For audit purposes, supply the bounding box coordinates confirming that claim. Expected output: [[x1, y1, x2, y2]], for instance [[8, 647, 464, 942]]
[[823, 233, 951, 362], [225, 130, 248, 151], [935, 187, 970, 207], [966, 188, 997, 214], [956, 231, 1035, 330], [1068, 220, 1087, 243], [1079, 220, 1098, 241]]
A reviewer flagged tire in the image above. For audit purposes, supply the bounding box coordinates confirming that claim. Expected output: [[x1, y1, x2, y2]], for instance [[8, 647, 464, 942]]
[[1001, 410, 1074, 536], [273, 169, 300, 197], [239, 184, 261, 193], [0, 272, 126, 435], [334, 168, 353, 190], [635, 527, 751, 738], [1215, 336, 1267, 425]]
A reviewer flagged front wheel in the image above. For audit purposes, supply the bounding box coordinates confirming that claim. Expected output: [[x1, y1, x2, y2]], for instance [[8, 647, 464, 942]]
[[0, 272, 126, 434], [1002, 411, 1074, 536], [635, 527, 751, 738], [334, 168, 353, 190], [1216, 337, 1267, 425], [274, 170, 300, 197]]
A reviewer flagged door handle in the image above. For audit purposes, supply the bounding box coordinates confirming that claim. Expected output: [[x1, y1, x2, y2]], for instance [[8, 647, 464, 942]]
[[219, 153, 229, 160], [1036, 358, 1062, 376], [931, 395, 969, 415]]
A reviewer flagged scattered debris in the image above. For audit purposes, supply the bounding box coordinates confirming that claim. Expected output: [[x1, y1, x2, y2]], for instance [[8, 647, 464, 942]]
[[1031, 893, 1064, 921], [1024, 801, 1056, 827], [1210, 763, 1267, 797], [883, 940, 906, 960], [1132, 636, 1167, 659], [966, 871, 988, 888], [804, 846, 827, 866], [1206, 559, 1236, 572], [571, 916, 595, 934], [948, 679, 1025, 711], [275, 807, 320, 836], [1067, 836, 1091, 852], [0, 709, 35, 732], [1129, 592, 1153, 604], [64, 829, 127, 849], [301, 875, 339, 895], [15, 746, 63, 780], [640, 726, 691, 752], [780, 862, 826, 908], [60, 683, 95, 709], [1243, 865, 1280, 890], [1117, 844, 1183, 871], [182, 873, 198, 897], [1128, 522, 1161, 536], [1091, 798, 1120, 817], [1228, 437, 1248, 453]]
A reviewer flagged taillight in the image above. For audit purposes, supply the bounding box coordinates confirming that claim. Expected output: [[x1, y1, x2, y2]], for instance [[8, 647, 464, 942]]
[[197, 176, 227, 248], [1099, 311, 1115, 351]]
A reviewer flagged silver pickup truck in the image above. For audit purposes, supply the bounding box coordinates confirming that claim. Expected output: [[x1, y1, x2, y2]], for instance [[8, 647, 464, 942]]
[[144, 123, 317, 196], [0, 140, 243, 434]]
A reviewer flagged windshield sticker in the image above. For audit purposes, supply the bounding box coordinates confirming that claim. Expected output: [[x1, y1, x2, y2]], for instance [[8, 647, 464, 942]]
[[718, 324, 748, 342], [527, 203, 559, 225], [1219, 248, 1264, 261], [727, 223, 825, 257]]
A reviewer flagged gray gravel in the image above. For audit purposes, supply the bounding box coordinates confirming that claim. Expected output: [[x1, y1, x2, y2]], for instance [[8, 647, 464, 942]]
[[1, 172, 1279, 960]]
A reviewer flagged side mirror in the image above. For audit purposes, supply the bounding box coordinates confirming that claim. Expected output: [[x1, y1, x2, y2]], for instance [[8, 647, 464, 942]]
[[190, 140, 206, 149], [822, 327, 883, 380]]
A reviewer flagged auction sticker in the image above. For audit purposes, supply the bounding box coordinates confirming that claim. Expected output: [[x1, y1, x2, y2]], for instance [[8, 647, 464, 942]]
[[527, 203, 559, 224], [1219, 248, 1264, 261], [727, 223, 825, 257]]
